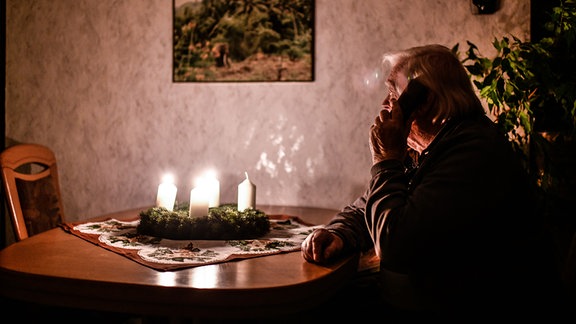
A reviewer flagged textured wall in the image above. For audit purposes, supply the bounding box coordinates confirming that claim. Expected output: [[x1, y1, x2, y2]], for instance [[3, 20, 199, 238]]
[[6, 0, 530, 221]]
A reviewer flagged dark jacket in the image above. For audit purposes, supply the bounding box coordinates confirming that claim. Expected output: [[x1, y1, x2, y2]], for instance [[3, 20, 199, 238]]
[[326, 114, 566, 322]]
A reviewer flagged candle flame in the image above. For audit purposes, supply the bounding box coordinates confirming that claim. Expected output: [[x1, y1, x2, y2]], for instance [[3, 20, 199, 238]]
[[204, 169, 217, 179], [194, 170, 219, 187], [162, 173, 175, 184]]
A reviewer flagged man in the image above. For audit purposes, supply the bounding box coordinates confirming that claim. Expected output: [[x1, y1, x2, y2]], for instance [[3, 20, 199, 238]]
[[302, 44, 567, 322]]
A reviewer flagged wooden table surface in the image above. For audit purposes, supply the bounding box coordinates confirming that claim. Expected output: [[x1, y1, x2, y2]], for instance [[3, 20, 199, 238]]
[[0, 205, 360, 319]]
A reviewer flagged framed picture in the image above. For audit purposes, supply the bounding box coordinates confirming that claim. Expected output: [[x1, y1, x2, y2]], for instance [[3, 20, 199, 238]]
[[173, 0, 315, 82]]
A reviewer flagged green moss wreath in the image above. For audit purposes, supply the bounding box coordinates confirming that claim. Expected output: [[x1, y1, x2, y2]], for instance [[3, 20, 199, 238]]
[[137, 203, 270, 240]]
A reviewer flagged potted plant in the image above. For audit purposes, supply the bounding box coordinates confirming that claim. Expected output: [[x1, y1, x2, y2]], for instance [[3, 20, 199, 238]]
[[456, 0, 575, 206], [456, 0, 576, 287]]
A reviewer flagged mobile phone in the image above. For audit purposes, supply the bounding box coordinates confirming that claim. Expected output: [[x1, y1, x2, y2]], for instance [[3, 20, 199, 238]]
[[397, 78, 429, 122]]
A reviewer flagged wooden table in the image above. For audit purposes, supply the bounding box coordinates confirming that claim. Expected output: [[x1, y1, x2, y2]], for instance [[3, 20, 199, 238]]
[[0, 205, 360, 320]]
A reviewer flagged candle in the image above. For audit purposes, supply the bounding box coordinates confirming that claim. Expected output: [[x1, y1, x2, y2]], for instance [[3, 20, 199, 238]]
[[237, 172, 256, 211], [189, 187, 209, 218], [156, 174, 177, 211], [194, 171, 220, 208], [201, 171, 220, 208]]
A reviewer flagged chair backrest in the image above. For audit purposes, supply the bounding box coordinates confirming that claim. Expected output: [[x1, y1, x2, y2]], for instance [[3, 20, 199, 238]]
[[0, 143, 65, 241]]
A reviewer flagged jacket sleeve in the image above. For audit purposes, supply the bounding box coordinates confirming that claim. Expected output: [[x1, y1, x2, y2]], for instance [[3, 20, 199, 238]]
[[322, 190, 373, 254], [323, 159, 408, 254], [364, 159, 409, 260]]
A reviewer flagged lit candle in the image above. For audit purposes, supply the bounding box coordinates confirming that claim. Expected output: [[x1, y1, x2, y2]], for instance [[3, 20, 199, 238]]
[[189, 187, 209, 218], [237, 172, 256, 211], [156, 174, 177, 211], [198, 170, 220, 208]]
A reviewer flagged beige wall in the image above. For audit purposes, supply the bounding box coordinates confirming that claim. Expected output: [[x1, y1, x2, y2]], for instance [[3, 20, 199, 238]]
[[5, 0, 530, 221]]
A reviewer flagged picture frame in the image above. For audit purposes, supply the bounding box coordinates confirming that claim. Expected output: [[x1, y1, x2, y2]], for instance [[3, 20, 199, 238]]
[[173, 0, 315, 82]]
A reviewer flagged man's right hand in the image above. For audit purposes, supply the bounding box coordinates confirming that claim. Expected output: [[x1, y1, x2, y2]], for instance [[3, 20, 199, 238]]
[[301, 228, 344, 264]]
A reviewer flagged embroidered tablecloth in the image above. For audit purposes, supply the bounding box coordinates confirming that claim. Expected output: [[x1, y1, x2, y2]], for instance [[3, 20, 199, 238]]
[[61, 215, 322, 271]]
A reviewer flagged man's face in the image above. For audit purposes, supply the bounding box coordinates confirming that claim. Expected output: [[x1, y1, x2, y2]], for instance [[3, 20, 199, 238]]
[[382, 70, 429, 153], [382, 71, 410, 110]]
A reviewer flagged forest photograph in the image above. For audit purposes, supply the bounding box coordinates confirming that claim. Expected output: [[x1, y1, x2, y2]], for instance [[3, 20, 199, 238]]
[[173, 0, 315, 82]]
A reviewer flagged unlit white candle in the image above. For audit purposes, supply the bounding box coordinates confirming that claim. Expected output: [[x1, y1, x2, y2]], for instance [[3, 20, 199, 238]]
[[156, 174, 177, 211], [189, 187, 209, 218], [237, 172, 256, 211]]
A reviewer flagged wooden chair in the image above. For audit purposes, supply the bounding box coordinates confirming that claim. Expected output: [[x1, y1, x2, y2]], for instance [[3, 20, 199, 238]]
[[0, 143, 65, 241]]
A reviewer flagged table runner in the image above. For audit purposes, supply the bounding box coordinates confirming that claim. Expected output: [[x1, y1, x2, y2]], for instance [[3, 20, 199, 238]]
[[61, 215, 322, 271]]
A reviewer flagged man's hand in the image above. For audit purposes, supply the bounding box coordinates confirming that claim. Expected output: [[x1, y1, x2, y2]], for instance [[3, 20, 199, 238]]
[[301, 228, 344, 264], [369, 99, 409, 164]]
